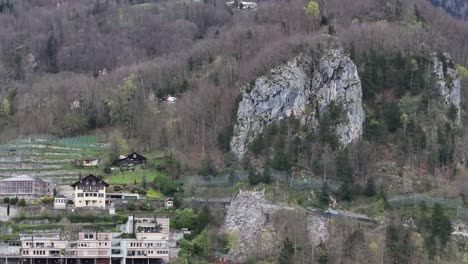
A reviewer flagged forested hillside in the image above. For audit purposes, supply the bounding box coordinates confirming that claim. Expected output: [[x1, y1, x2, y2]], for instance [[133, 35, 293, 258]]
[[0, 0, 467, 166], [1, 0, 468, 262], [429, 0, 468, 20]]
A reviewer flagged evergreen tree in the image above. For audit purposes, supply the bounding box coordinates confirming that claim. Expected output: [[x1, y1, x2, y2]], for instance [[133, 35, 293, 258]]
[[340, 177, 354, 201], [384, 102, 402, 132], [431, 203, 453, 249], [336, 149, 354, 201], [272, 150, 292, 171], [279, 237, 294, 264], [364, 177, 377, 197], [319, 182, 330, 206], [46, 34, 59, 73], [262, 165, 271, 184], [248, 169, 261, 186], [6, 203, 10, 216], [142, 175, 147, 189], [197, 206, 212, 233], [249, 134, 265, 156], [386, 224, 412, 264], [447, 104, 458, 122]]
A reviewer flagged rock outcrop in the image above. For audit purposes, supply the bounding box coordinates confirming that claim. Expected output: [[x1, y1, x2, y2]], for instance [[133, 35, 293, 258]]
[[231, 48, 364, 159], [432, 52, 461, 108], [224, 191, 328, 262]]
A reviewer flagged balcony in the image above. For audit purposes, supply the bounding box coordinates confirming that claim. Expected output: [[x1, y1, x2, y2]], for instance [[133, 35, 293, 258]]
[[111, 242, 121, 247]]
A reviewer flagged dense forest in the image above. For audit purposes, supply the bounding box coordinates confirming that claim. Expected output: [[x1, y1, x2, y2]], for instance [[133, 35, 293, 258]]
[[1, 0, 468, 262], [0, 0, 467, 166]]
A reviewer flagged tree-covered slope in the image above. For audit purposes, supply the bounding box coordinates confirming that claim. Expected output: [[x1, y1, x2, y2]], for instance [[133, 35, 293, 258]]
[[429, 0, 468, 20]]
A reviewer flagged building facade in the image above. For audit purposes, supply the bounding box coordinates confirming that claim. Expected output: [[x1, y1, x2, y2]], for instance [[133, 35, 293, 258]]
[[53, 195, 68, 210], [71, 175, 109, 208], [0, 175, 55, 199], [0, 216, 174, 264], [73, 158, 99, 167], [112, 153, 147, 167]]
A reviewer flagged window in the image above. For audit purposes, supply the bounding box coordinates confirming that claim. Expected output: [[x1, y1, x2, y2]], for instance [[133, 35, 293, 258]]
[[84, 234, 94, 240], [78, 193, 83, 197]]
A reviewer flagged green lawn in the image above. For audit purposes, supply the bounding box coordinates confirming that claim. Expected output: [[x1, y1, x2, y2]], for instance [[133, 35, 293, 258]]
[[146, 188, 163, 198], [105, 170, 165, 185]]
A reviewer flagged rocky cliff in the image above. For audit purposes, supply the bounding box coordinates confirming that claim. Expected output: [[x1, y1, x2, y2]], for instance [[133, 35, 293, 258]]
[[432, 52, 461, 109], [230, 48, 364, 159], [224, 191, 328, 262]]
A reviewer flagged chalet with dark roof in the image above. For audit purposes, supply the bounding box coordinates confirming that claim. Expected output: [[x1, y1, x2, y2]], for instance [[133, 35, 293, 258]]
[[112, 152, 147, 167]]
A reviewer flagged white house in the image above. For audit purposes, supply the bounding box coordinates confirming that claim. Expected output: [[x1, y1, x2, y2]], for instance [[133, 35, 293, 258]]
[[73, 158, 99, 167], [71, 175, 109, 208], [164, 198, 174, 209]]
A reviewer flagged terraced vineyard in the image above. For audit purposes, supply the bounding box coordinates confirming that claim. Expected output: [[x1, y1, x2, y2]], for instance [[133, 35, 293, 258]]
[[0, 135, 107, 185]]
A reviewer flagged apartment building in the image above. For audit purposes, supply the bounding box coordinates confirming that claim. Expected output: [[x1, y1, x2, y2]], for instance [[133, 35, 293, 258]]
[[71, 175, 109, 208], [0, 175, 55, 199], [113, 216, 170, 264], [0, 240, 21, 264], [3, 217, 173, 264]]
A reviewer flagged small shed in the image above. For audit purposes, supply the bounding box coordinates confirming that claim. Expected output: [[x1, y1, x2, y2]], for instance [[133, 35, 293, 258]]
[[165, 198, 174, 209]]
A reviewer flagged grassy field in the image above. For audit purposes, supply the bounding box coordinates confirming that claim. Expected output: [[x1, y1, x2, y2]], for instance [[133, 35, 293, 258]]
[[146, 188, 163, 198], [105, 170, 165, 185]]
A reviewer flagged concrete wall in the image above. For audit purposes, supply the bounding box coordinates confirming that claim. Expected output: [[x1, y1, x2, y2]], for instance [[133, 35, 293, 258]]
[[0, 205, 18, 221]]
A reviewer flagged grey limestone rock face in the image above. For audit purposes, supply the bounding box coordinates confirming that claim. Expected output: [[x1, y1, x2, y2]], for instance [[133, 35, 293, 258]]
[[432, 53, 461, 108], [224, 190, 328, 262], [230, 48, 364, 159]]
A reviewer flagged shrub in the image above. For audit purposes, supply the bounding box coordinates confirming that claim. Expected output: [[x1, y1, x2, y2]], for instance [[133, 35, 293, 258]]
[[41, 196, 55, 205], [153, 175, 177, 196], [9, 197, 18, 205], [18, 199, 26, 207], [127, 203, 136, 211]]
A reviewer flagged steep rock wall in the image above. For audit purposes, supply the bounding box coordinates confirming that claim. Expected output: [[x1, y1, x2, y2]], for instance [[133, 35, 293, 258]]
[[432, 53, 461, 108], [224, 191, 328, 262], [230, 48, 364, 159]]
